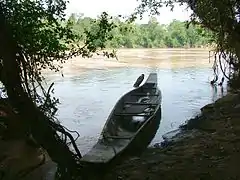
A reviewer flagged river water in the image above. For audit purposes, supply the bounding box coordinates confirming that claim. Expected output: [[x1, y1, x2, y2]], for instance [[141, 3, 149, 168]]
[[45, 48, 227, 155]]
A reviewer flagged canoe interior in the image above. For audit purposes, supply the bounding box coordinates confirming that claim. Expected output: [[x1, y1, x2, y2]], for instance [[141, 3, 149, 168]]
[[80, 73, 162, 164]]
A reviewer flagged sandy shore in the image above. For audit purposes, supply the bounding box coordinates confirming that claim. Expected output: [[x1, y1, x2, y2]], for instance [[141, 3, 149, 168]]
[[41, 48, 212, 77]]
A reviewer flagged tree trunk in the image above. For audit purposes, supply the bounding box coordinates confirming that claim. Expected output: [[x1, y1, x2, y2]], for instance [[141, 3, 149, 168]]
[[0, 8, 81, 180]]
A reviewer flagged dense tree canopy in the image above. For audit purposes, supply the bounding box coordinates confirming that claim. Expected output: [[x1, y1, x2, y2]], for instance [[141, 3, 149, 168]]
[[0, 0, 116, 179], [69, 14, 213, 48]]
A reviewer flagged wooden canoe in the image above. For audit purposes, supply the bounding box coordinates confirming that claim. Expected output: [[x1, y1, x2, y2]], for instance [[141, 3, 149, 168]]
[[80, 73, 162, 165]]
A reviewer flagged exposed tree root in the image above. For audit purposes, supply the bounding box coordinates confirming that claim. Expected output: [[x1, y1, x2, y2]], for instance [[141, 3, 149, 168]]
[[0, 5, 84, 180]]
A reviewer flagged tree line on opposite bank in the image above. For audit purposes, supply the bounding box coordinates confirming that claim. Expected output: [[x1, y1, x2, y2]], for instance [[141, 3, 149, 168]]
[[68, 13, 214, 49]]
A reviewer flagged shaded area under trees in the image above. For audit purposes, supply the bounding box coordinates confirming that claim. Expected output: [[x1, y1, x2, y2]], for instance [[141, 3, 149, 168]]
[[0, 0, 116, 179]]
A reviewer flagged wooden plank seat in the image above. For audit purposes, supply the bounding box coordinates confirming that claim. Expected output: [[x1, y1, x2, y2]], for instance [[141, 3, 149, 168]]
[[103, 135, 132, 139], [142, 87, 157, 89], [131, 93, 159, 96], [123, 103, 154, 114], [115, 113, 151, 116], [124, 102, 158, 106]]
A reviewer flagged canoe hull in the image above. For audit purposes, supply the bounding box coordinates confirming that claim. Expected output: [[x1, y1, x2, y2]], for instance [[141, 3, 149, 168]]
[[80, 73, 162, 165]]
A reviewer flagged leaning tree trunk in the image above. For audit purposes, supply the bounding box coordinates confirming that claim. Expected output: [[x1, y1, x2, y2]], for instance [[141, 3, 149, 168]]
[[231, 38, 240, 88], [0, 8, 82, 180]]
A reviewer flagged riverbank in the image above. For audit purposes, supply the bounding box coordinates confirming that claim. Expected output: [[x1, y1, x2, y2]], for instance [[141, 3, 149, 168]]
[[104, 92, 240, 179], [1, 91, 239, 179], [41, 48, 212, 77], [0, 140, 57, 180]]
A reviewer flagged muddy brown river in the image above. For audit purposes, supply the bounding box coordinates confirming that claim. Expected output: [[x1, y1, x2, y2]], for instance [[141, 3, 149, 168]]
[[44, 48, 227, 155]]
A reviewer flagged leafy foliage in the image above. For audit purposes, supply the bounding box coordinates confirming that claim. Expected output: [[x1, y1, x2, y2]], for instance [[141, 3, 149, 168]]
[[1, 0, 116, 76], [70, 14, 213, 48], [0, 0, 117, 111], [134, 0, 240, 87], [0, 0, 117, 179]]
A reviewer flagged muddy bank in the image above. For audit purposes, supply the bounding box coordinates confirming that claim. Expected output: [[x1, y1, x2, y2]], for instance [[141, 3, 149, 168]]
[[0, 99, 57, 180], [104, 92, 240, 180], [0, 139, 57, 180], [1, 92, 240, 179]]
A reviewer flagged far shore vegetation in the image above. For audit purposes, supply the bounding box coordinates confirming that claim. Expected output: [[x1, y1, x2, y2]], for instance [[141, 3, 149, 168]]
[[68, 14, 214, 49]]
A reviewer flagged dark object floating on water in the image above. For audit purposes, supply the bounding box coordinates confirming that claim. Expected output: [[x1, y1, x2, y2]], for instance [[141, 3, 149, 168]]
[[133, 74, 145, 88], [80, 73, 162, 165]]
